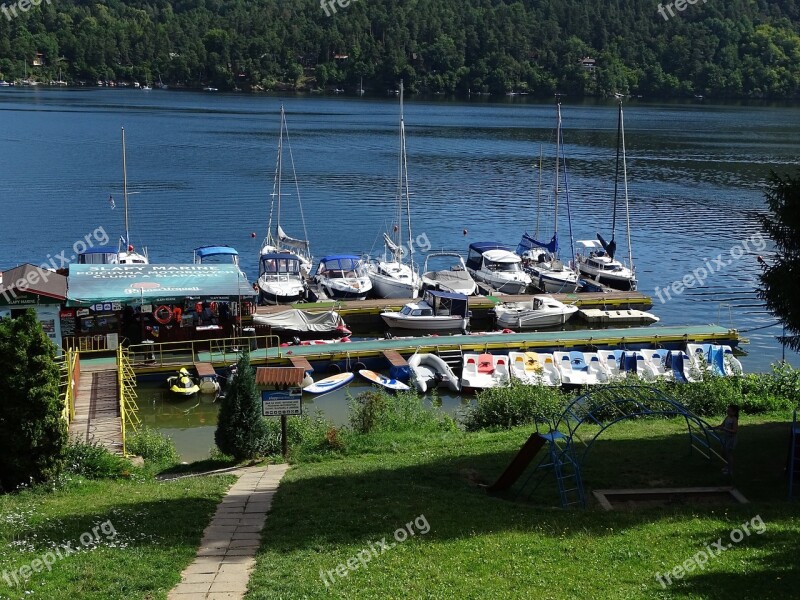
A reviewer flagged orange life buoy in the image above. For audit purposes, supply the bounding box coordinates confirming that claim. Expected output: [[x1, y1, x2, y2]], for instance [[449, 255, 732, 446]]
[[195, 302, 202, 314], [153, 305, 172, 324], [210, 301, 218, 312]]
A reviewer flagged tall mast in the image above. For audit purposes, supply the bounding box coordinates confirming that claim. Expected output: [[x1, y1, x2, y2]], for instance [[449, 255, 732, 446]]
[[620, 104, 634, 273], [121, 127, 129, 247], [401, 81, 413, 271], [276, 105, 284, 243], [535, 144, 543, 239], [611, 101, 622, 246], [553, 102, 561, 239]]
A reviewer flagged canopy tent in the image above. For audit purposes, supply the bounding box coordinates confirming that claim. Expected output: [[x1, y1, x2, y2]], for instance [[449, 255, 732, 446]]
[[66, 264, 255, 306]]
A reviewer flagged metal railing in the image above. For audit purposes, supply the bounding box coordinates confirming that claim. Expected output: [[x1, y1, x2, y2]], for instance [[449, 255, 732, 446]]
[[58, 348, 79, 424], [63, 335, 111, 353], [127, 334, 281, 369], [117, 345, 140, 456]]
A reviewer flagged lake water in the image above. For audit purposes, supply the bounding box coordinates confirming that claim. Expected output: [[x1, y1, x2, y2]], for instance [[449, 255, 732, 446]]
[[1, 89, 796, 460]]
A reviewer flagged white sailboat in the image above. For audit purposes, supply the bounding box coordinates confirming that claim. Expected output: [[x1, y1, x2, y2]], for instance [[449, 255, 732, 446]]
[[116, 127, 149, 265], [368, 80, 422, 299], [576, 101, 637, 291], [517, 102, 579, 293], [258, 106, 313, 304]]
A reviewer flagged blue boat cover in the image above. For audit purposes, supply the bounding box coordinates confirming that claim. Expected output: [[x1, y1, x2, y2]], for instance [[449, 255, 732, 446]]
[[320, 254, 361, 262], [711, 346, 726, 376], [516, 232, 558, 255], [569, 351, 588, 371], [195, 245, 239, 258], [79, 245, 118, 255], [468, 242, 513, 254]]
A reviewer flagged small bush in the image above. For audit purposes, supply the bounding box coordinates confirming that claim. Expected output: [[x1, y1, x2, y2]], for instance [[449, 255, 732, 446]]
[[349, 390, 457, 434], [64, 442, 130, 479], [260, 411, 334, 457], [464, 382, 565, 431], [127, 426, 180, 469]]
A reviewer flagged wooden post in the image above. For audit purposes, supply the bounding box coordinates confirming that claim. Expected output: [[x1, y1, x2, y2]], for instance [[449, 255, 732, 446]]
[[281, 414, 288, 458]]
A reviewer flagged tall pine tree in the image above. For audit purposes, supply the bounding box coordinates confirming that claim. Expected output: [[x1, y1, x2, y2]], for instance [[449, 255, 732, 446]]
[[0, 309, 67, 492], [215, 351, 268, 460]]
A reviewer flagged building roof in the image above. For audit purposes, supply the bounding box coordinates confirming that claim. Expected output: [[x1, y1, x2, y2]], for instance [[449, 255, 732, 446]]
[[255, 367, 306, 387], [0, 264, 67, 301]]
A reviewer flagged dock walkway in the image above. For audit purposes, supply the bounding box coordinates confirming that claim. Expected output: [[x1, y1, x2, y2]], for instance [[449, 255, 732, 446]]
[[68, 363, 123, 455]]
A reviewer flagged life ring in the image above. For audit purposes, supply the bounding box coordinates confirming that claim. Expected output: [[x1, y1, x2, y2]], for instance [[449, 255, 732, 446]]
[[153, 305, 172, 324]]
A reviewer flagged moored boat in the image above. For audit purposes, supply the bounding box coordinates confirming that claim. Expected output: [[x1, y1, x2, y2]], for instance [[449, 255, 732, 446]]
[[380, 290, 469, 332], [421, 252, 478, 296], [314, 255, 372, 300], [465, 242, 531, 294], [460, 352, 510, 391], [167, 368, 199, 397], [493, 295, 578, 330], [408, 352, 460, 393], [508, 351, 561, 386]]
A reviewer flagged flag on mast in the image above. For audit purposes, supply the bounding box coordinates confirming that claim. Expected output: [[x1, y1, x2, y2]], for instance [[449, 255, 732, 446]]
[[109, 195, 115, 210]]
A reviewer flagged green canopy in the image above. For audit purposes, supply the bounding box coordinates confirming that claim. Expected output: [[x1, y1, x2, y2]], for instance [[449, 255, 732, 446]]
[[67, 264, 255, 306]]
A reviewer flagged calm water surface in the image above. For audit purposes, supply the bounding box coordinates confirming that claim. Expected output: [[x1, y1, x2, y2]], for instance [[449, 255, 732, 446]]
[[1, 89, 796, 460]]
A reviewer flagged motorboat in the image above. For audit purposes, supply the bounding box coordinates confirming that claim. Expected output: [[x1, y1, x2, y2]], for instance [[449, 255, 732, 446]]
[[493, 295, 578, 330], [258, 252, 307, 304], [254, 309, 349, 338], [578, 308, 659, 325], [259, 105, 314, 277], [553, 351, 609, 386], [460, 353, 510, 391], [194, 245, 241, 266], [408, 352, 460, 393], [575, 240, 637, 291], [368, 81, 422, 300], [421, 252, 478, 296], [465, 242, 531, 294], [314, 255, 372, 300], [167, 368, 199, 397], [508, 352, 561, 386], [380, 290, 469, 332]]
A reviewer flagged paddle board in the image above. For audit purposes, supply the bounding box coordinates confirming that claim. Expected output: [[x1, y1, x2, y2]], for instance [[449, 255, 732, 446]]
[[358, 369, 410, 391], [304, 372, 355, 395]]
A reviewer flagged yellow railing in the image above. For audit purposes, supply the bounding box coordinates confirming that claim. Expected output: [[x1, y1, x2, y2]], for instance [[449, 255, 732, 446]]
[[117, 345, 140, 456], [63, 335, 111, 353], [58, 348, 78, 424], [127, 334, 281, 369]]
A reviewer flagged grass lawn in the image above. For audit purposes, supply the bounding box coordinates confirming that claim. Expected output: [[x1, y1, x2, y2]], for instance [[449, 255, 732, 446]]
[[0, 474, 235, 600], [248, 413, 800, 599]]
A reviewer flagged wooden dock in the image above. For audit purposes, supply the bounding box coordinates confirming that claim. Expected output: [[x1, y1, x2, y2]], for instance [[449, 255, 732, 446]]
[[68, 363, 123, 455]]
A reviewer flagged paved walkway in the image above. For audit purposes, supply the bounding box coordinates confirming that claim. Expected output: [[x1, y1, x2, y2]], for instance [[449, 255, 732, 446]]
[[168, 464, 289, 600]]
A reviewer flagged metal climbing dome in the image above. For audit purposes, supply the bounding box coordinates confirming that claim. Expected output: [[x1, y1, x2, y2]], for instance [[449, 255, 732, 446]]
[[486, 386, 726, 508]]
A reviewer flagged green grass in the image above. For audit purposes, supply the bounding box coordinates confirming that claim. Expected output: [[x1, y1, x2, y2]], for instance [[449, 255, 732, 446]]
[[247, 413, 800, 599], [0, 475, 234, 600]]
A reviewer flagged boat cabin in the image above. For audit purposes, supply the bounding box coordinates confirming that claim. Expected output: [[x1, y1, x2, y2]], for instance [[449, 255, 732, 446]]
[[466, 242, 522, 273], [260, 252, 302, 277], [194, 245, 240, 266], [422, 289, 469, 318], [316, 255, 368, 278], [77, 245, 120, 265]]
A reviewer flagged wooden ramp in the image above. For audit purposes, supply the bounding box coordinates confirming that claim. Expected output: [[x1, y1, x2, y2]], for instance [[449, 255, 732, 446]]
[[68, 366, 123, 455]]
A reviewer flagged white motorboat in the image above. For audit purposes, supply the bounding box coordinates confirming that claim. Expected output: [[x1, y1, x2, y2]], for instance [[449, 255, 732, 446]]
[[369, 81, 422, 299], [578, 308, 659, 325], [575, 101, 638, 292], [554, 351, 609, 386], [421, 252, 478, 295], [508, 351, 561, 386], [408, 353, 460, 393], [465, 242, 531, 294], [493, 295, 578, 330], [575, 240, 637, 291], [258, 252, 307, 304], [314, 255, 372, 300], [460, 353, 510, 391], [380, 290, 469, 332], [260, 105, 314, 278]]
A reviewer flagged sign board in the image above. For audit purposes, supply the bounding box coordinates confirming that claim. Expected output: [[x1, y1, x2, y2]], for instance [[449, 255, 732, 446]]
[[59, 309, 76, 337], [261, 388, 302, 417]]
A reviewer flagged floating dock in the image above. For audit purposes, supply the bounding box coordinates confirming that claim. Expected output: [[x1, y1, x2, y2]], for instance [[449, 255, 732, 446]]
[[255, 291, 654, 331], [68, 363, 123, 454], [129, 324, 739, 376]]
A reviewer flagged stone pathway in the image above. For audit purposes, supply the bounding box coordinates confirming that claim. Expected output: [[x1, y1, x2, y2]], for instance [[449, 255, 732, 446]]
[[168, 464, 289, 599]]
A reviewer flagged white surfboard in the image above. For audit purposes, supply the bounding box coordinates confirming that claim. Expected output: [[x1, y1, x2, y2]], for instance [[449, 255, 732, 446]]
[[358, 369, 410, 391], [304, 372, 355, 395]]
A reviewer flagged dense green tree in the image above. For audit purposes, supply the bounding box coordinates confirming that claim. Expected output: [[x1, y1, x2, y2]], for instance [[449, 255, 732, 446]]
[[0, 310, 67, 493], [214, 351, 267, 461], [758, 171, 800, 353]]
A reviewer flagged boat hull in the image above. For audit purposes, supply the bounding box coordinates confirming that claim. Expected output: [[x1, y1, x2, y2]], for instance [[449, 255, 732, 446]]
[[369, 269, 420, 299], [527, 269, 580, 293], [380, 313, 467, 332]]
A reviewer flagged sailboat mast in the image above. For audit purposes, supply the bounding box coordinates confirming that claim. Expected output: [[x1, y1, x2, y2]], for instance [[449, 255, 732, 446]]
[[121, 127, 130, 247], [400, 82, 414, 272], [620, 105, 634, 273], [276, 106, 283, 245], [553, 102, 561, 239], [535, 144, 543, 239], [394, 80, 404, 262], [611, 101, 622, 242]]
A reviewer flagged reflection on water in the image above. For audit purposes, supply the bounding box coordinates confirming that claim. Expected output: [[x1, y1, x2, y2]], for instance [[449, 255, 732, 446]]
[[136, 379, 473, 462]]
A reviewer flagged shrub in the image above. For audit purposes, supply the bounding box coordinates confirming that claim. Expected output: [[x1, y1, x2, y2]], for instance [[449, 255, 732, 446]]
[[214, 352, 268, 461], [127, 426, 180, 469], [260, 411, 334, 456], [464, 382, 565, 431], [349, 390, 457, 434], [64, 442, 130, 479], [0, 310, 68, 492]]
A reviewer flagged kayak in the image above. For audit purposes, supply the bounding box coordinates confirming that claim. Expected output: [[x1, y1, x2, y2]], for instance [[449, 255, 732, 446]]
[[358, 369, 410, 391], [304, 372, 355, 395]]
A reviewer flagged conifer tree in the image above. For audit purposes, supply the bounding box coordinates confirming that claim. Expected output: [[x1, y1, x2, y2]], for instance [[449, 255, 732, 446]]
[[214, 351, 268, 460]]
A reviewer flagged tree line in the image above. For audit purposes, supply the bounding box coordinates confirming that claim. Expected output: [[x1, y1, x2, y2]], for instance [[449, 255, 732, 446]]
[[0, 0, 799, 97]]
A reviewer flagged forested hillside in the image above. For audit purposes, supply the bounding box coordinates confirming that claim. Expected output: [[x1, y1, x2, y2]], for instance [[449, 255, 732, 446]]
[[1, 0, 799, 97]]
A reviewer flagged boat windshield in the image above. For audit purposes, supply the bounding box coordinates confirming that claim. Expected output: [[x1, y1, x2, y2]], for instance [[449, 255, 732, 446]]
[[320, 258, 367, 278], [486, 260, 520, 273], [262, 257, 300, 275]]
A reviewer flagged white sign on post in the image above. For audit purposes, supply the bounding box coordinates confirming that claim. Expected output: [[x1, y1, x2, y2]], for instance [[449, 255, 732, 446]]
[[261, 388, 302, 417]]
